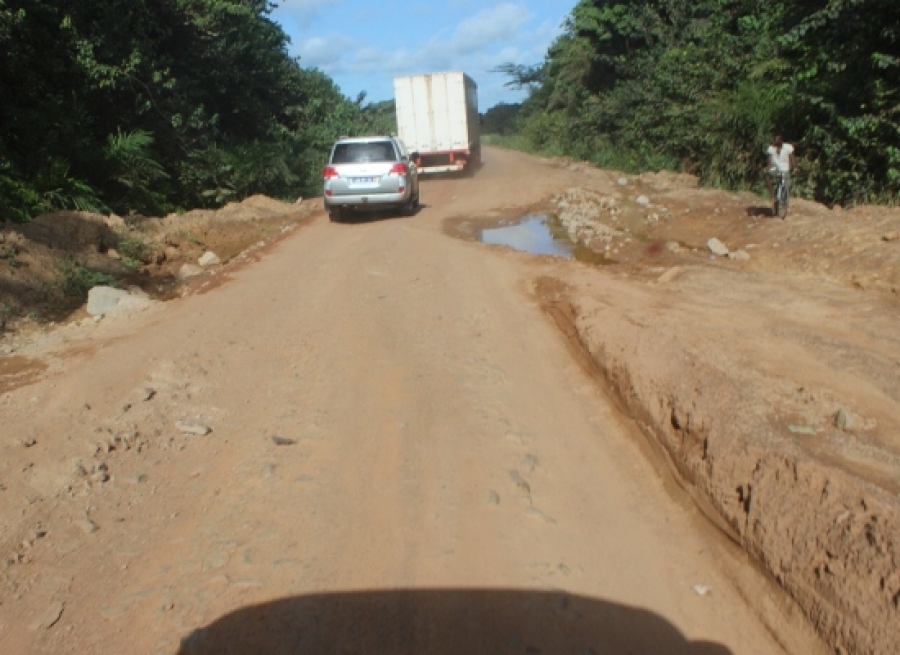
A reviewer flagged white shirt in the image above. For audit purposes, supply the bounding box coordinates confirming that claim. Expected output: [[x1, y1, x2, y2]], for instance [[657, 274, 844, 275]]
[[767, 143, 794, 172]]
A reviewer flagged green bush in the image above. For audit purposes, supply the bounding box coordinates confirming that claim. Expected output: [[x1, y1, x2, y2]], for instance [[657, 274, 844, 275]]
[[59, 259, 118, 299], [116, 233, 150, 268]]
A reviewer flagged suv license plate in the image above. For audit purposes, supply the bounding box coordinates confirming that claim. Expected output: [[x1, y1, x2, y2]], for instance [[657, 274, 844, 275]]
[[353, 176, 378, 184]]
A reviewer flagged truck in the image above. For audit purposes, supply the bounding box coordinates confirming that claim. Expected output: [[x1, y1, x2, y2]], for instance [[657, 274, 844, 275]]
[[393, 72, 480, 174]]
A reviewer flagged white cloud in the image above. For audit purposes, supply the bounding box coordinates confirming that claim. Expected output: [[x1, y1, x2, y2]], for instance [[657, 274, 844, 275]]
[[449, 3, 532, 54], [298, 34, 347, 64], [270, 0, 342, 27], [288, 1, 554, 108]]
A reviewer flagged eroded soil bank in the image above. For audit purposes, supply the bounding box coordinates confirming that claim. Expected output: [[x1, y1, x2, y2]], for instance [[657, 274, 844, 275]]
[[0, 195, 314, 341], [493, 160, 899, 655]]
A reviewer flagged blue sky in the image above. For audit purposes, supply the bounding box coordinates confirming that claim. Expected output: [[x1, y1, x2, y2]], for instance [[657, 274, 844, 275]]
[[269, 0, 575, 111]]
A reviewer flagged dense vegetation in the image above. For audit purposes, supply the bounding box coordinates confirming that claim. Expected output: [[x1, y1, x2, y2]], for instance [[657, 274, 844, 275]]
[[482, 102, 523, 137], [495, 0, 899, 206], [0, 0, 394, 222]]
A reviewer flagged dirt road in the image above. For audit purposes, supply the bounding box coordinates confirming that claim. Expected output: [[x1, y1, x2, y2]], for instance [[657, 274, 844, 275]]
[[0, 149, 862, 654]]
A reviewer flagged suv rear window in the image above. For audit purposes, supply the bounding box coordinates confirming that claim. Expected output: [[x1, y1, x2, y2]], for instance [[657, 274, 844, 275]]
[[331, 141, 397, 164]]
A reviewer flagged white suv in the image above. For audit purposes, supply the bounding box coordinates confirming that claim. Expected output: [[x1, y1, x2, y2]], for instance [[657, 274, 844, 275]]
[[323, 136, 420, 221]]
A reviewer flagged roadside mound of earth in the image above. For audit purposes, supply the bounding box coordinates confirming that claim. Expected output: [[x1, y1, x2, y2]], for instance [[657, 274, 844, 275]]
[[544, 158, 900, 297], [523, 158, 899, 655], [0, 196, 315, 336]]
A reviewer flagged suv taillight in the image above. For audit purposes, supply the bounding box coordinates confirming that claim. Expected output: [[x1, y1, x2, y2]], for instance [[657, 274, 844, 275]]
[[389, 163, 408, 175], [323, 166, 339, 179]]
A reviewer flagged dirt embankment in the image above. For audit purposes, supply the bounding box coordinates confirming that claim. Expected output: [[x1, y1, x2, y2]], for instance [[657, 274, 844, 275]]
[[0, 195, 314, 337], [516, 160, 899, 655]]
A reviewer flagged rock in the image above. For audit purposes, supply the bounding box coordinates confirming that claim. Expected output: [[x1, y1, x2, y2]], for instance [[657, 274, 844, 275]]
[[198, 251, 221, 267], [176, 421, 211, 436], [834, 408, 856, 430], [86, 286, 130, 317], [164, 245, 179, 261], [141, 387, 156, 401], [106, 248, 121, 260], [177, 264, 204, 280], [294, 196, 304, 204], [271, 435, 296, 446], [87, 286, 156, 318], [91, 462, 109, 483], [666, 241, 681, 253], [636, 195, 650, 205], [707, 238, 730, 256], [95, 439, 114, 454], [114, 430, 137, 450], [657, 266, 682, 284], [693, 585, 711, 597], [832, 408, 875, 431], [29, 601, 64, 631], [728, 250, 751, 261], [617, 177, 628, 186], [108, 295, 155, 317], [882, 232, 898, 242]]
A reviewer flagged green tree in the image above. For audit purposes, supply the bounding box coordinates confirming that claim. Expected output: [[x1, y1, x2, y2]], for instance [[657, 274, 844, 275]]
[[482, 103, 523, 136], [1, 0, 395, 221], [500, 0, 899, 205]]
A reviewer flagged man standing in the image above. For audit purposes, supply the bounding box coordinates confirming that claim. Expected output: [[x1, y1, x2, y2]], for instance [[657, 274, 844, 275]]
[[766, 135, 795, 216]]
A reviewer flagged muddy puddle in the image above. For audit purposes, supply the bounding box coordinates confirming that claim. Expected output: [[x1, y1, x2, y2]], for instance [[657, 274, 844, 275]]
[[480, 214, 617, 265]]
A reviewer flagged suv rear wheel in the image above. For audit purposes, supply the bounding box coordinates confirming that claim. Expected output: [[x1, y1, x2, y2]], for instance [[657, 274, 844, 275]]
[[400, 190, 419, 217], [325, 202, 343, 222]]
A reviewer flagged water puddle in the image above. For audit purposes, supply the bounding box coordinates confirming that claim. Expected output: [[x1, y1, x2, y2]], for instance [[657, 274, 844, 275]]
[[480, 214, 617, 265]]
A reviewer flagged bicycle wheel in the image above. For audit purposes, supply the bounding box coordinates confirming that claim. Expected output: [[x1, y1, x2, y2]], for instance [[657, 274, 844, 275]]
[[776, 181, 789, 219]]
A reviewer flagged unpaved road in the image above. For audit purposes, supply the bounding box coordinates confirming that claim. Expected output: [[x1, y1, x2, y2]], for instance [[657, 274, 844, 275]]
[[0, 148, 874, 654]]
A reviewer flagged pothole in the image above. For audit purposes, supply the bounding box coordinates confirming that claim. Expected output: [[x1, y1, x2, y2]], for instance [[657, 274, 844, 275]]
[[480, 214, 618, 265]]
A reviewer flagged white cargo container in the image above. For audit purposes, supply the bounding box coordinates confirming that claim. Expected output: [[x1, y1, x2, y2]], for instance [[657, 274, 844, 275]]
[[393, 72, 480, 174]]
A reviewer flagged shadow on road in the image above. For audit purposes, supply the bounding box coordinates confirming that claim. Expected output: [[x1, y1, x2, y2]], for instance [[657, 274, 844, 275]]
[[332, 206, 426, 224], [420, 159, 485, 181], [177, 588, 733, 655]]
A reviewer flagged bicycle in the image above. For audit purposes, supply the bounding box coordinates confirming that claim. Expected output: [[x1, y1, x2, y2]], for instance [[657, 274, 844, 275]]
[[773, 170, 790, 219]]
